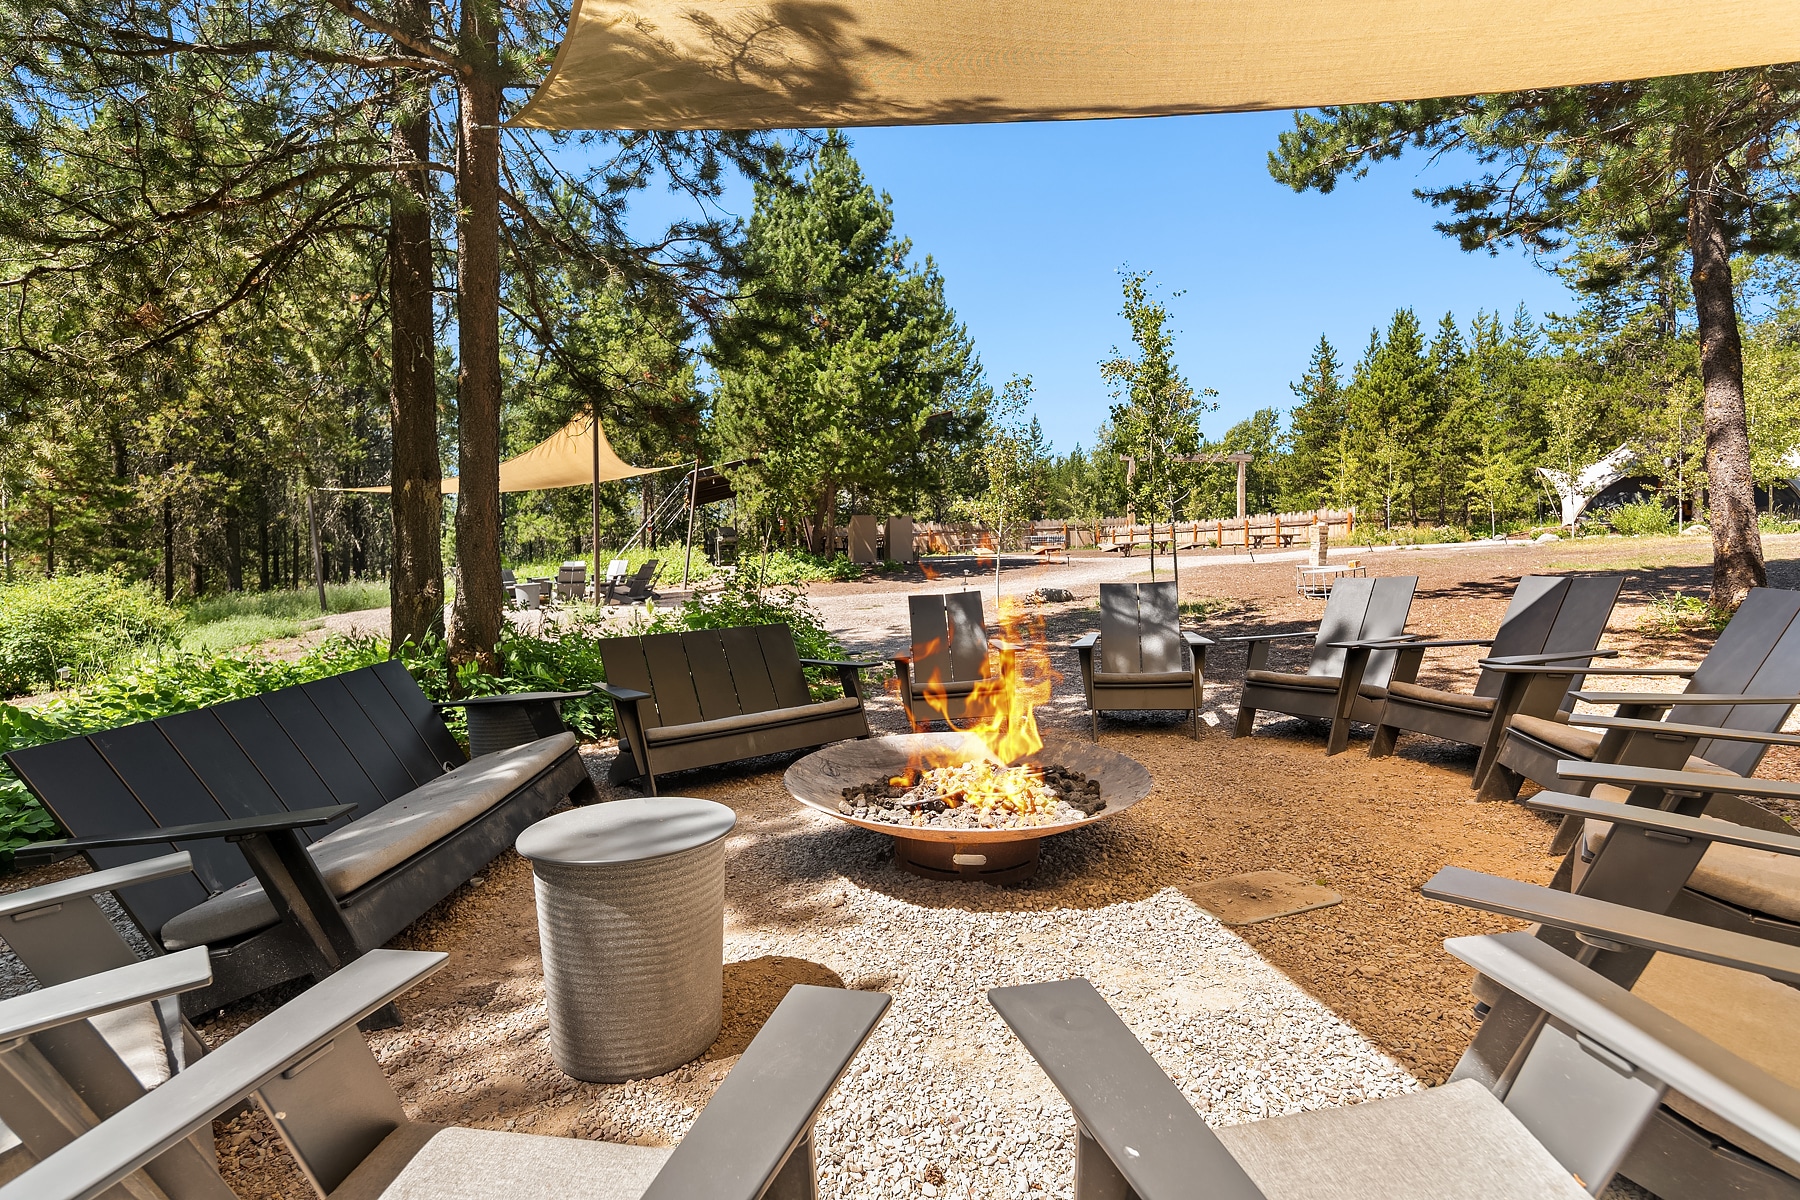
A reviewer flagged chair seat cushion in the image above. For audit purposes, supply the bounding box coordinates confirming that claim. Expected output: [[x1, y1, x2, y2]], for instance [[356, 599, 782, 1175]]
[[1581, 804, 1800, 924], [1215, 1078, 1587, 1199], [1384, 680, 1497, 716], [1244, 670, 1385, 700], [1506, 714, 1603, 759], [643, 696, 862, 746], [89, 1004, 174, 1089], [1093, 669, 1193, 687], [333, 1125, 673, 1200], [161, 733, 578, 951]]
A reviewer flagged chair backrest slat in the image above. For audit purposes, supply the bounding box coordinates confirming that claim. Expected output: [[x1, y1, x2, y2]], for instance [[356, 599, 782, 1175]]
[[337, 670, 444, 787], [201, 699, 344, 840], [1353, 576, 1419, 688], [4, 738, 209, 938], [1685, 587, 1800, 698], [1309, 575, 1376, 677], [298, 677, 417, 803], [757, 625, 812, 708], [1687, 591, 1800, 773], [719, 626, 780, 714], [370, 660, 466, 772], [907, 595, 954, 681], [946, 593, 989, 682], [641, 633, 705, 727], [256, 689, 389, 817], [91, 725, 246, 895], [1534, 575, 1624, 705], [1098, 586, 1140, 674], [1481, 576, 1569, 667], [683, 631, 745, 720], [1099, 582, 1183, 675], [1472, 575, 1624, 699]]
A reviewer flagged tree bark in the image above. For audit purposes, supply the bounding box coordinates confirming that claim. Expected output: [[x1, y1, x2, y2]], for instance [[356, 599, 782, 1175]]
[[1687, 175, 1766, 610], [446, 1, 504, 674], [387, 35, 446, 651]]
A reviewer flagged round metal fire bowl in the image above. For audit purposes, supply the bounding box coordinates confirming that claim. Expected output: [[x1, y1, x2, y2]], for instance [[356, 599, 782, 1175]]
[[784, 732, 1153, 883]]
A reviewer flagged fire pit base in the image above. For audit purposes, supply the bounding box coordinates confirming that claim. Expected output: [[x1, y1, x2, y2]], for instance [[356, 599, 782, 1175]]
[[894, 835, 1040, 883]]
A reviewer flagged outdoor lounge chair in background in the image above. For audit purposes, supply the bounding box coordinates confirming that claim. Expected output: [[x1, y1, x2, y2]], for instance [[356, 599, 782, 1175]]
[[0, 949, 890, 1200], [604, 560, 661, 603], [2, 661, 592, 1015], [598, 625, 876, 793], [1223, 575, 1419, 754], [990, 924, 1800, 1200], [1360, 573, 1623, 781], [1073, 581, 1213, 740], [894, 591, 993, 726], [1475, 586, 1800, 807], [554, 560, 588, 602], [1426, 861, 1800, 1200]]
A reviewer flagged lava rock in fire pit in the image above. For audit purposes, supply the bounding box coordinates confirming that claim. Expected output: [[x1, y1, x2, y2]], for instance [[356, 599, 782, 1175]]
[[837, 762, 1104, 829]]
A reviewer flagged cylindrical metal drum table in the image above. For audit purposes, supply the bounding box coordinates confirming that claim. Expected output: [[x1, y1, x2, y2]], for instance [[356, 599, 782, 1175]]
[[515, 797, 736, 1082]]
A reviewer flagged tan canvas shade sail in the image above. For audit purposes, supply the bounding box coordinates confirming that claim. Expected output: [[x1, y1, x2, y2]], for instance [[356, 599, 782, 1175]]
[[511, 0, 1800, 131], [333, 415, 678, 494]]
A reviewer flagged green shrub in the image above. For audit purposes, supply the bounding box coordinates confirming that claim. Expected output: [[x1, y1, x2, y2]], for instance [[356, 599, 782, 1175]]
[[0, 574, 182, 696], [1350, 525, 1473, 547], [1606, 500, 1676, 537], [1758, 513, 1800, 535], [1638, 591, 1731, 638]]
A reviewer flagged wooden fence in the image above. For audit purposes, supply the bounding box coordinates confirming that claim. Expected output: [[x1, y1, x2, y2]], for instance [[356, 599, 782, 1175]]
[[902, 511, 1355, 556]]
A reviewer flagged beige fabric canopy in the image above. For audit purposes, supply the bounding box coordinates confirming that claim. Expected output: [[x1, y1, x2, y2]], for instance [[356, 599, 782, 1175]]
[[511, 0, 1800, 131], [336, 415, 677, 494]]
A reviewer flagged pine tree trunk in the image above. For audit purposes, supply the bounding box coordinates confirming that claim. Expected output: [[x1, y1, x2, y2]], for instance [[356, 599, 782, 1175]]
[[387, 40, 446, 651], [1687, 175, 1766, 610], [446, 5, 505, 674]]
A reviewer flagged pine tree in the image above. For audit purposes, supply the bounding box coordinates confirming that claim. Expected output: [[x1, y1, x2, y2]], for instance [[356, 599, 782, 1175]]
[[1286, 335, 1346, 509]]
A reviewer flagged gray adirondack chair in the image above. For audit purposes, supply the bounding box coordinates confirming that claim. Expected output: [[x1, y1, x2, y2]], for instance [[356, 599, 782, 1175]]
[[1430, 859, 1800, 1200], [1072, 582, 1214, 740], [990, 918, 1800, 1200], [1360, 574, 1623, 782], [0, 950, 890, 1200], [1477, 585, 1800, 806], [1222, 575, 1419, 754], [894, 592, 993, 726]]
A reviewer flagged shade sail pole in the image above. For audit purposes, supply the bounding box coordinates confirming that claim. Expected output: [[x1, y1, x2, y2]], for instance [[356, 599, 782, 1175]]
[[682, 461, 699, 586], [591, 407, 601, 585]]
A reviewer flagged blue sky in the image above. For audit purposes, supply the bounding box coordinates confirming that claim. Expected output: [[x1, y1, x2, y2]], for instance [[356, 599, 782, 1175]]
[[626, 112, 1581, 454]]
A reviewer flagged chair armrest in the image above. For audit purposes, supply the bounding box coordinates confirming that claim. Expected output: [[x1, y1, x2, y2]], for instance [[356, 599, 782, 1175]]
[[1338, 636, 1482, 651], [1423, 867, 1800, 985], [1484, 649, 1620, 666], [1526, 791, 1800, 855], [1071, 633, 1099, 649], [595, 682, 651, 704], [798, 658, 882, 671], [1564, 714, 1800, 748], [1556, 761, 1800, 802], [1214, 629, 1318, 645], [986, 979, 1266, 1200], [1447, 931, 1800, 1171], [1572, 692, 1800, 707], [0, 948, 213, 1045], [0, 851, 193, 919], [1179, 631, 1216, 647], [643, 986, 891, 1200], [7, 805, 356, 869], [1483, 661, 1675, 676], [0, 949, 447, 1200]]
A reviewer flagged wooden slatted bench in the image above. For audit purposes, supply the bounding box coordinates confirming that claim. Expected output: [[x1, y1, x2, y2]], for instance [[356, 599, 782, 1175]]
[[597, 624, 877, 793], [3, 660, 593, 1014]]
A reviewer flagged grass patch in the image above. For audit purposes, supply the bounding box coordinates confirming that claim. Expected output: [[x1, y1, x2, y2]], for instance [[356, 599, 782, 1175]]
[[1180, 597, 1258, 622], [177, 581, 391, 653], [1638, 591, 1731, 638], [510, 546, 719, 586]]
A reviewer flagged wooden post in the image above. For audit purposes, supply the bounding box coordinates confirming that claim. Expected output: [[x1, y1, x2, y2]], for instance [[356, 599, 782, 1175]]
[[306, 492, 328, 613], [1236, 459, 1247, 521]]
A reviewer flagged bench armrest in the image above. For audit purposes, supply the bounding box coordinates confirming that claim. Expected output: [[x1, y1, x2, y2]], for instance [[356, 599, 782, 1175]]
[[1423, 867, 1800, 985], [0, 948, 213, 1045], [642, 986, 890, 1200], [1071, 633, 1098, 649], [1448, 931, 1800, 1171], [986, 979, 1266, 1200], [0, 851, 193, 919], [435, 689, 594, 708], [1214, 629, 1317, 645], [798, 658, 882, 671], [1526, 790, 1800, 855], [1556, 761, 1800, 802], [1572, 692, 1800, 707], [1564, 714, 1800, 748], [595, 682, 651, 704], [7, 805, 355, 869], [0, 949, 446, 1200]]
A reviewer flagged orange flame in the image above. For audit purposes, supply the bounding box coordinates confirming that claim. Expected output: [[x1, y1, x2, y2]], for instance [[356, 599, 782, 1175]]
[[918, 595, 1058, 765]]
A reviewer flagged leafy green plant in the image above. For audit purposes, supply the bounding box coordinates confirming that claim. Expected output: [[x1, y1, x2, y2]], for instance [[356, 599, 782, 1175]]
[[1638, 592, 1731, 638], [1758, 513, 1800, 535], [1606, 500, 1676, 537], [0, 574, 183, 696]]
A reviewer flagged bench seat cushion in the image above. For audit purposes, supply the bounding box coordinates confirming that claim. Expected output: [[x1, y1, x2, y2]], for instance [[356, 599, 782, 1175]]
[[333, 1125, 672, 1200], [1093, 669, 1193, 687], [1384, 681, 1497, 716], [642, 696, 862, 747], [1216, 1078, 1586, 1199], [161, 733, 578, 951]]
